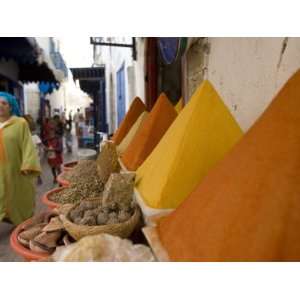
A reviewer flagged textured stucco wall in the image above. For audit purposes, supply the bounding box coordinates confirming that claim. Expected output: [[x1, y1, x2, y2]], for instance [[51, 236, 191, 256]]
[[185, 37, 300, 131]]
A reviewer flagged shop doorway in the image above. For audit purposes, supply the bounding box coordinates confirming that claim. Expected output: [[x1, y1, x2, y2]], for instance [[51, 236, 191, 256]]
[[145, 38, 182, 110]]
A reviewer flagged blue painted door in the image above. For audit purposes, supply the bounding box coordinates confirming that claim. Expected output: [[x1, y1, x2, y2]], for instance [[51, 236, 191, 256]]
[[117, 65, 126, 126]]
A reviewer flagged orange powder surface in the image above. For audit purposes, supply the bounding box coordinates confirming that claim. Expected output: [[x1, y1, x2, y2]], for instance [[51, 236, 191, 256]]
[[112, 97, 146, 145], [121, 93, 177, 171], [158, 70, 300, 262]]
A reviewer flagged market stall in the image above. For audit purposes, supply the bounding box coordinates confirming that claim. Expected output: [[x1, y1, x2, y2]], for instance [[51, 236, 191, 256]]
[[12, 70, 299, 262], [11, 141, 154, 262]]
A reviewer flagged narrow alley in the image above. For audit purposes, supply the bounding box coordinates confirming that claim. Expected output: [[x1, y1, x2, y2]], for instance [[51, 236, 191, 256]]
[[1, 37, 300, 264]]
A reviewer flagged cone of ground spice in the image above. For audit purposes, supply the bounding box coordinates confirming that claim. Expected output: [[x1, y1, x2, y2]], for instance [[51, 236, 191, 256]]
[[157, 70, 300, 262], [136, 80, 243, 209], [174, 98, 183, 113], [117, 111, 148, 155], [121, 93, 177, 171], [112, 97, 146, 145]]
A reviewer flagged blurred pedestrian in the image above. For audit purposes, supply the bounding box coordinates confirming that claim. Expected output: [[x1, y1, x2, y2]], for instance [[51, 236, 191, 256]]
[[77, 113, 86, 147], [61, 109, 66, 125], [74, 108, 80, 138], [42, 117, 52, 145], [53, 114, 64, 138], [64, 117, 73, 153], [45, 128, 63, 184], [68, 109, 73, 121], [0, 92, 40, 225]]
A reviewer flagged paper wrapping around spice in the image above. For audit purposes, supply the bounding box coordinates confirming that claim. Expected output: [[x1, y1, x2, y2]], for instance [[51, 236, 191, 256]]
[[97, 141, 121, 184], [133, 188, 174, 223], [158, 70, 300, 262], [112, 97, 147, 145], [117, 111, 149, 155], [121, 93, 177, 171], [42, 217, 64, 232], [136, 80, 243, 209], [174, 98, 183, 113]]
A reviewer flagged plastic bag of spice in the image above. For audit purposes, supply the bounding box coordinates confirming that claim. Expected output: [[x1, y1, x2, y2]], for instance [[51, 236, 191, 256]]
[[51, 233, 155, 262]]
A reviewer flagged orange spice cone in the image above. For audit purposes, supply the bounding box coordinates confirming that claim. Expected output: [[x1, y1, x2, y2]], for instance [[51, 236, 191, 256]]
[[112, 97, 146, 145], [117, 111, 148, 155], [158, 70, 300, 262], [121, 93, 177, 171]]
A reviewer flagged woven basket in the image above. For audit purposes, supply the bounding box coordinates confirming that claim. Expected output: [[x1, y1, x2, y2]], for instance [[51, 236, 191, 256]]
[[60, 197, 141, 241]]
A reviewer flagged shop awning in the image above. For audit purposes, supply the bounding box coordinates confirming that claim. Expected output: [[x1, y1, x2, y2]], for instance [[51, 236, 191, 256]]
[[70, 67, 105, 80], [0, 37, 60, 84]]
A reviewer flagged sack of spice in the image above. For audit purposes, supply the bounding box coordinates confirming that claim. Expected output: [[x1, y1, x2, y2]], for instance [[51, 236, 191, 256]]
[[102, 172, 136, 211], [59, 172, 141, 241], [66, 172, 137, 226], [62, 160, 98, 183], [49, 178, 104, 205], [96, 141, 121, 183]]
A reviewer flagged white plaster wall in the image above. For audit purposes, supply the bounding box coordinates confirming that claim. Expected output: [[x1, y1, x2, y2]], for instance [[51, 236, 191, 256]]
[[46, 80, 92, 115], [47, 86, 65, 113], [94, 38, 146, 134], [35, 37, 50, 54], [24, 83, 40, 121], [133, 38, 146, 102], [93, 38, 146, 134], [206, 37, 300, 131], [127, 65, 136, 102]]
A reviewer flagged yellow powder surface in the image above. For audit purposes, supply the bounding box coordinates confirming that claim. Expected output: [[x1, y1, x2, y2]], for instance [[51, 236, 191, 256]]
[[136, 80, 243, 209], [174, 98, 183, 113]]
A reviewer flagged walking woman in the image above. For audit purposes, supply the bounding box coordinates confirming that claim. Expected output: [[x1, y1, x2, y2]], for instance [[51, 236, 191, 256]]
[[0, 92, 41, 225], [46, 126, 63, 184]]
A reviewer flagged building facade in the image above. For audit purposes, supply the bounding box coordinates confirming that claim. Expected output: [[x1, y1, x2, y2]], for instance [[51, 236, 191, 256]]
[[93, 37, 300, 135], [23, 37, 68, 121], [92, 37, 146, 134]]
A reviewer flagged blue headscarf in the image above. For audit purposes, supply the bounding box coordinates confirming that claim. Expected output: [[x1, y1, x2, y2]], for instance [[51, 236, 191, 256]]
[[0, 92, 21, 116]]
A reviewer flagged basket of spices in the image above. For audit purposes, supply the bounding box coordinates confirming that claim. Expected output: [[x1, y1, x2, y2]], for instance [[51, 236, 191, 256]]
[[60, 172, 140, 240]]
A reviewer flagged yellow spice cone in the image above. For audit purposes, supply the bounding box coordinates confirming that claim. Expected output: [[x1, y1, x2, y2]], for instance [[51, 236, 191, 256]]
[[136, 80, 243, 209], [117, 111, 148, 155], [174, 98, 183, 113]]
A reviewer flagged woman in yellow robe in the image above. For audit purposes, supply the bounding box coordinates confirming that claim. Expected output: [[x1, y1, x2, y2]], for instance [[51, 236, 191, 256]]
[[0, 92, 41, 225]]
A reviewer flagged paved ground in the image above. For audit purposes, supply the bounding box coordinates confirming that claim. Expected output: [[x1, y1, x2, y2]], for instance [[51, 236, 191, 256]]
[[0, 139, 78, 262]]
